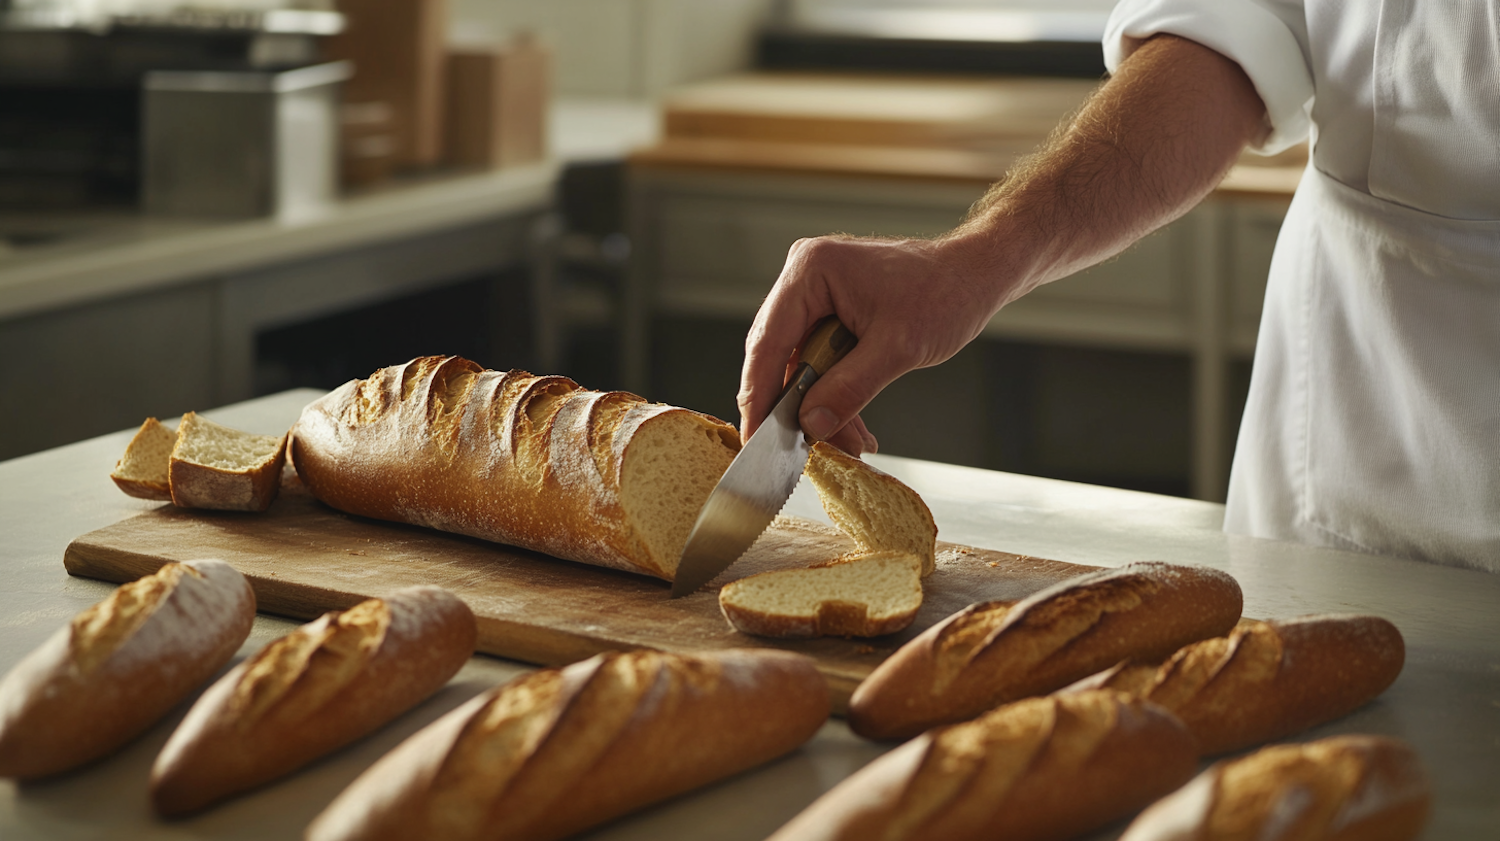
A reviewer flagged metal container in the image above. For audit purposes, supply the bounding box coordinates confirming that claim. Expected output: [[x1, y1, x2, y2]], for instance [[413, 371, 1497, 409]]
[[142, 60, 350, 218]]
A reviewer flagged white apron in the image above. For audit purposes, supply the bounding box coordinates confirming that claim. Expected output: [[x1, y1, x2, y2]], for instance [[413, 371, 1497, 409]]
[[1224, 2, 1500, 572]]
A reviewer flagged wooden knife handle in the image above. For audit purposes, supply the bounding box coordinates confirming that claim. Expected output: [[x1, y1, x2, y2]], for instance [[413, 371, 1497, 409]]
[[799, 317, 858, 376]]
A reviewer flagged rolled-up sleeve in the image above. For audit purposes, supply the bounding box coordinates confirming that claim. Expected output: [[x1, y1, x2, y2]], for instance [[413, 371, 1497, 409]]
[[1103, 0, 1313, 154]]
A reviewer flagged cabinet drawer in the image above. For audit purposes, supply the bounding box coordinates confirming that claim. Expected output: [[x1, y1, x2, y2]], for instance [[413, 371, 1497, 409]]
[[654, 192, 966, 309]]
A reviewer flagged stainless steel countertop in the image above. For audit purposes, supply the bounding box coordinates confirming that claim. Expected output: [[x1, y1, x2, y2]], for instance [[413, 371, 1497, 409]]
[[2, 389, 1496, 840]]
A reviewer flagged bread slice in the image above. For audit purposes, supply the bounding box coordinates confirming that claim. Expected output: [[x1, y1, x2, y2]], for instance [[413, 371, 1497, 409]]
[[110, 417, 177, 501], [714, 444, 938, 638], [720, 550, 924, 638], [804, 442, 937, 576], [169, 412, 288, 512]]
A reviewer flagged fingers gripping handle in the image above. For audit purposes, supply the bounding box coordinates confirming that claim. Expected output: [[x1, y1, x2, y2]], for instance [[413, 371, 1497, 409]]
[[799, 317, 858, 376]]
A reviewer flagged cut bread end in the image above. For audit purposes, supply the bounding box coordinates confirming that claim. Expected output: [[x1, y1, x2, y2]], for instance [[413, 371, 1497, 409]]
[[804, 442, 937, 576], [620, 410, 740, 578], [719, 550, 924, 638], [110, 417, 177, 501], [169, 412, 289, 512]]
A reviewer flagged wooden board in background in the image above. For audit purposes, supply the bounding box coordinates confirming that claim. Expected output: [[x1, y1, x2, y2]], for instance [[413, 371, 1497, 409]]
[[63, 485, 1094, 711]]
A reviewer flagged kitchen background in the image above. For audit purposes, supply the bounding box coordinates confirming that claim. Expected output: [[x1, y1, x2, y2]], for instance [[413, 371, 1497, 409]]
[[0, 0, 1297, 501]]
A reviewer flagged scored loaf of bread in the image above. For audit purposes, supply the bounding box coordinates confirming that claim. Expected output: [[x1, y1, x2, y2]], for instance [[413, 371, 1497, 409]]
[[150, 586, 476, 816], [111, 417, 177, 501], [169, 411, 289, 512], [804, 441, 937, 577], [769, 689, 1198, 841], [719, 550, 924, 638], [847, 562, 1243, 740], [1068, 614, 1405, 756], [0, 559, 255, 779], [305, 648, 830, 841], [1119, 735, 1430, 841], [290, 356, 741, 581]]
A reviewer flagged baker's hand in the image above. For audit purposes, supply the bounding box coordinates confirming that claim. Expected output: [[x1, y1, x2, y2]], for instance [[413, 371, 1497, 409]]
[[739, 232, 1011, 456]]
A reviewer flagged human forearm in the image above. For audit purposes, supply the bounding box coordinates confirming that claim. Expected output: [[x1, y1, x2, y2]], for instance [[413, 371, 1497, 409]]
[[947, 34, 1269, 304]]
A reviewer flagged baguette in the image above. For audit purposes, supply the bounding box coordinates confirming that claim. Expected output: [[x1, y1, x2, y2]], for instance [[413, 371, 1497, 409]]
[[110, 416, 176, 501], [169, 411, 289, 512], [151, 586, 476, 816], [1069, 615, 1405, 755], [719, 550, 924, 638], [305, 648, 830, 841], [0, 559, 255, 779], [290, 356, 741, 581], [1119, 735, 1430, 841], [769, 690, 1198, 841], [848, 562, 1242, 740]]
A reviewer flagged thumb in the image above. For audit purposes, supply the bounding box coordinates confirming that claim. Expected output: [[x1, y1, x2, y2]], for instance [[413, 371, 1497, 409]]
[[797, 340, 905, 443]]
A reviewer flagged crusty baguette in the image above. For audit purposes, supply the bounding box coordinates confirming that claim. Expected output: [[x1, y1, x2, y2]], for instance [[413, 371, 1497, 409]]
[[0, 559, 255, 779], [1119, 735, 1430, 841], [769, 690, 1198, 841], [110, 416, 176, 501], [150, 586, 476, 816], [804, 441, 937, 576], [719, 550, 924, 638], [169, 411, 289, 512], [1069, 614, 1405, 755], [847, 562, 1242, 740], [305, 648, 830, 841], [290, 356, 741, 581]]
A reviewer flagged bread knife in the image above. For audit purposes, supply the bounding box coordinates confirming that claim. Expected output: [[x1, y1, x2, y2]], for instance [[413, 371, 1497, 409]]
[[671, 317, 858, 598]]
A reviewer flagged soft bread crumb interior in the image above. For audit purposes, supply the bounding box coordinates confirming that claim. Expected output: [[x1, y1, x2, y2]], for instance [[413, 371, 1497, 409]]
[[620, 413, 739, 576], [113, 418, 176, 484], [173, 413, 284, 471], [805, 444, 936, 575], [722, 551, 922, 621]]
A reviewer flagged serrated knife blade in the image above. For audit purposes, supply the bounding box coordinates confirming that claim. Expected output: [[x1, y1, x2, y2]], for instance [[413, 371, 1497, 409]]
[[670, 317, 856, 598]]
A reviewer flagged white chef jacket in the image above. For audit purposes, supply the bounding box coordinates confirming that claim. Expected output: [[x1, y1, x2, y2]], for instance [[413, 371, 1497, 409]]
[[1103, 0, 1500, 572]]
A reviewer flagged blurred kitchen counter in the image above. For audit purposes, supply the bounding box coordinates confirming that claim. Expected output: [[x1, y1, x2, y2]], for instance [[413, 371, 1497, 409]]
[[630, 73, 1304, 194], [0, 164, 557, 323], [0, 97, 659, 461], [0, 96, 664, 322]]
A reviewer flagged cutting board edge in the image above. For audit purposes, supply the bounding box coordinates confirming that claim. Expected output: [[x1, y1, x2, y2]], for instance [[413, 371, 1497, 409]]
[[66, 537, 396, 622]]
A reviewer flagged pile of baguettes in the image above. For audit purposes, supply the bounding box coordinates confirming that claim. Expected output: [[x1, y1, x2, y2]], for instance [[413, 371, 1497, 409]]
[[0, 356, 1427, 841]]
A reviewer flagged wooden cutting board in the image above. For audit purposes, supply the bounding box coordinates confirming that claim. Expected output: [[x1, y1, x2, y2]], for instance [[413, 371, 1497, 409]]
[[63, 484, 1094, 711]]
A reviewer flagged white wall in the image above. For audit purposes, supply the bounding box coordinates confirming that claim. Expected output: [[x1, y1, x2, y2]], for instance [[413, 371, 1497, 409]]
[[450, 0, 777, 98]]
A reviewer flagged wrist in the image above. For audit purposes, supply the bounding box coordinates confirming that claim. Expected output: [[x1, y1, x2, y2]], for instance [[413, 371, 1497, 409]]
[[936, 205, 1053, 312]]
